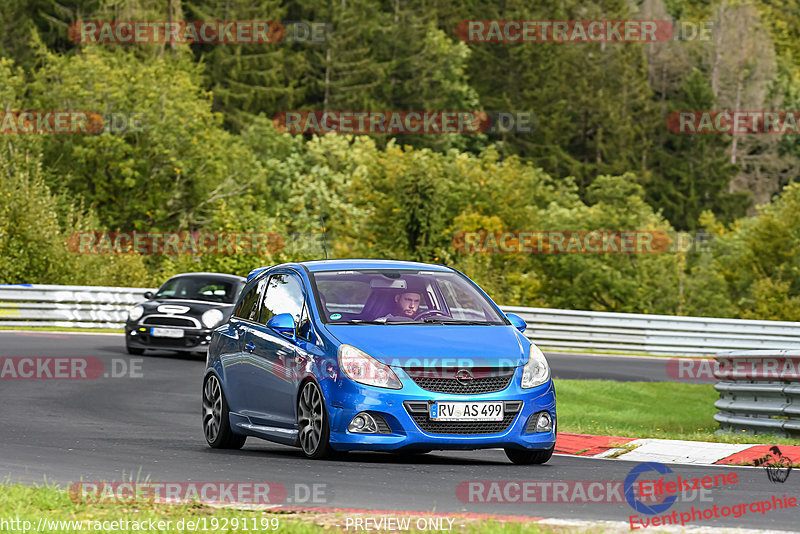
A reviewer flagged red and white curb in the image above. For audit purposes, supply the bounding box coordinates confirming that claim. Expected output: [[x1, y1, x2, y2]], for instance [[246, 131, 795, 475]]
[[556, 433, 799, 466]]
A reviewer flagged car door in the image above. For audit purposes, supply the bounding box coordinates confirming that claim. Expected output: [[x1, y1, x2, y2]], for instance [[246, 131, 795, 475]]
[[240, 271, 306, 428], [222, 276, 267, 414]]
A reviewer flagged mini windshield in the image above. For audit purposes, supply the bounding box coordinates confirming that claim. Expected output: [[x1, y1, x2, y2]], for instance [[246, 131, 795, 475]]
[[155, 277, 238, 303], [310, 269, 507, 325]]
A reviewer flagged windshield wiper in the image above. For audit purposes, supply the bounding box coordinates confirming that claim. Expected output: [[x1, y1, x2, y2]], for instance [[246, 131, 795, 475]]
[[330, 319, 426, 325], [330, 319, 388, 325], [421, 318, 497, 325]]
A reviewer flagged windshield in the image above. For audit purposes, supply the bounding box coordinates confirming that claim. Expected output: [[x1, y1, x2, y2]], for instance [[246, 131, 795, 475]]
[[155, 277, 238, 303], [310, 269, 507, 325]]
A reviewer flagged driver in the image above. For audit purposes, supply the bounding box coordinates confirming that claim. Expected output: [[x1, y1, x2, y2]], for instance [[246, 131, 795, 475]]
[[393, 290, 422, 318], [377, 280, 427, 321]]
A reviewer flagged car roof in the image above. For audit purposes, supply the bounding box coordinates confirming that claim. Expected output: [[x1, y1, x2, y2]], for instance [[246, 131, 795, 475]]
[[297, 259, 453, 273], [167, 272, 245, 282]]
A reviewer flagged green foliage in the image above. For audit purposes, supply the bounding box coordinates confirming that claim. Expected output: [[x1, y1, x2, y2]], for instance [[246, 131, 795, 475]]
[[689, 183, 800, 320], [6, 0, 800, 324], [28, 46, 265, 232]]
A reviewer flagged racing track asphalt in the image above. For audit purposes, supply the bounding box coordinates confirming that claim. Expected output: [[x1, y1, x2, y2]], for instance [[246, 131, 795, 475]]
[[0, 331, 796, 531]]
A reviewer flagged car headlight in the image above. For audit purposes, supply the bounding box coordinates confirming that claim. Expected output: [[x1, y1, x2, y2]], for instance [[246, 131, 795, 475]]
[[201, 309, 225, 329], [128, 305, 144, 322], [521, 343, 550, 388], [338, 344, 402, 389]]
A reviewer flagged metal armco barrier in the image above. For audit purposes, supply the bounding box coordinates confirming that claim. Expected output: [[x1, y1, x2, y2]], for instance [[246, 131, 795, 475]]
[[503, 306, 800, 356], [0, 284, 153, 329], [713, 350, 800, 438], [2, 286, 800, 357]]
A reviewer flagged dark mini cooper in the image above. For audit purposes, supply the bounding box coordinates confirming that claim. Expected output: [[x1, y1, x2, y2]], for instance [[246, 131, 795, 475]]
[[125, 273, 245, 355]]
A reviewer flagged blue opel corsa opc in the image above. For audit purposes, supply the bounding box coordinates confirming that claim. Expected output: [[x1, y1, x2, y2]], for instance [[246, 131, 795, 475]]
[[202, 259, 556, 464]]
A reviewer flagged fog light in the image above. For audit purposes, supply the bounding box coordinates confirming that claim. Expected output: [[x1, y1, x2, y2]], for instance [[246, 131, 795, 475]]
[[525, 411, 554, 433], [348, 412, 378, 433], [536, 412, 552, 432]]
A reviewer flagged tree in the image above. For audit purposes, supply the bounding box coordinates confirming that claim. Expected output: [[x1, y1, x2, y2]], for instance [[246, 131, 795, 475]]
[[28, 47, 265, 232], [707, 1, 785, 208], [185, 0, 297, 131], [0, 58, 151, 286], [648, 69, 748, 230]]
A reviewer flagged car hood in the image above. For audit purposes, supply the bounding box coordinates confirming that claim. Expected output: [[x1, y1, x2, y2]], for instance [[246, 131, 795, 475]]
[[141, 298, 231, 309], [324, 325, 528, 368], [134, 299, 235, 320]]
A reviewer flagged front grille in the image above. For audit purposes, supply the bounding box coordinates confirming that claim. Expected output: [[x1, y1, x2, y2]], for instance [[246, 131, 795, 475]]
[[408, 412, 518, 435], [141, 335, 200, 347], [410, 372, 514, 395], [142, 316, 197, 328]]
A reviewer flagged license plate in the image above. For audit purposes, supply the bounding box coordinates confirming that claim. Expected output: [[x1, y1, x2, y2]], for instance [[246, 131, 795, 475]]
[[430, 401, 504, 421], [150, 327, 184, 338]]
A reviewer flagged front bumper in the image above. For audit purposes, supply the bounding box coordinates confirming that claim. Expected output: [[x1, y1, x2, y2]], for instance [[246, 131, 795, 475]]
[[321, 367, 556, 452], [125, 324, 213, 353]]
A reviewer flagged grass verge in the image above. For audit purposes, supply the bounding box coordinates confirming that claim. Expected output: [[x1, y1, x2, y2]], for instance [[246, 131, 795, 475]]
[[554, 379, 800, 446], [0, 483, 578, 533]]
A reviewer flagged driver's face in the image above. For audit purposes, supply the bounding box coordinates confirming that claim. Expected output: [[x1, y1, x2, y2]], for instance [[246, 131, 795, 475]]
[[395, 292, 421, 317]]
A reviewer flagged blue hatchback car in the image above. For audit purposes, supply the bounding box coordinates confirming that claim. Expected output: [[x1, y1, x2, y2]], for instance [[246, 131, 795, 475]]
[[202, 259, 556, 464]]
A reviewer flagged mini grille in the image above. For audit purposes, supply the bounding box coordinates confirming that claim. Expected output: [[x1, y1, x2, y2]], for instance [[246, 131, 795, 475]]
[[410, 373, 513, 395], [142, 316, 196, 327], [141, 337, 199, 347], [408, 412, 517, 435]]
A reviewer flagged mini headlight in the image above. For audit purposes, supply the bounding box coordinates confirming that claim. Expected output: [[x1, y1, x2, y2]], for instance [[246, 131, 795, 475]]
[[128, 305, 144, 322], [521, 343, 550, 388], [201, 308, 224, 329], [338, 344, 402, 389]]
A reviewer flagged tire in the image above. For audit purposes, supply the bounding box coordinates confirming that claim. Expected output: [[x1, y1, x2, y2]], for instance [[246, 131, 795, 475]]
[[126, 343, 144, 355], [203, 374, 246, 449], [504, 446, 554, 465], [298, 381, 333, 459]]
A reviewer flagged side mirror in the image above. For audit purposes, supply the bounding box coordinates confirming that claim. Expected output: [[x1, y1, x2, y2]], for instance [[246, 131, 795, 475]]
[[267, 313, 296, 341], [144, 291, 154, 299], [506, 312, 527, 333]]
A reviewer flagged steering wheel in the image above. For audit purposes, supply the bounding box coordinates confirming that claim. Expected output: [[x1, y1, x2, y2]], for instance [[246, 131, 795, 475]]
[[414, 310, 451, 321]]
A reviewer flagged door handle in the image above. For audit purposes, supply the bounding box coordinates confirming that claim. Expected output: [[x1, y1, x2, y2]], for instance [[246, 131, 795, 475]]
[[245, 342, 255, 352]]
